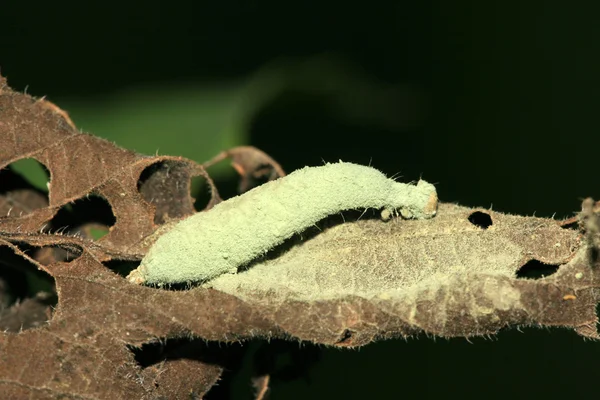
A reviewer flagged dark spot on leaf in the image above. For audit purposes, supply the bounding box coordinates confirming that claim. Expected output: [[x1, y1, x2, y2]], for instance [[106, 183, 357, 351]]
[[589, 246, 599, 266], [60, 360, 74, 374], [468, 211, 493, 229], [50, 194, 115, 239], [82, 327, 95, 339], [516, 259, 560, 279]]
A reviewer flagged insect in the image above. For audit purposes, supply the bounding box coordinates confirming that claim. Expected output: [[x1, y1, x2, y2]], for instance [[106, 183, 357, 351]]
[[127, 161, 438, 285]]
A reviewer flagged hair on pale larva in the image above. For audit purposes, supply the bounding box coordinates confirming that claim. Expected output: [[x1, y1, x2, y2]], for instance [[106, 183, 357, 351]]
[[127, 161, 438, 285]]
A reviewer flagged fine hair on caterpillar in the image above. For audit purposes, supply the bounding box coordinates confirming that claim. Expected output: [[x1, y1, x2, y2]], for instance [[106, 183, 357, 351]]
[[127, 161, 438, 285], [242, 207, 392, 270]]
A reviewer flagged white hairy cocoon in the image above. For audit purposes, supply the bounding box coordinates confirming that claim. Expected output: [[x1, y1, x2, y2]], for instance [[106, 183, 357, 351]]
[[127, 162, 438, 285]]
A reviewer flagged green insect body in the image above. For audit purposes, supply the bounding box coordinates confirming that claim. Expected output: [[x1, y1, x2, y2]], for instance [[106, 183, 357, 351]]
[[127, 162, 438, 285]]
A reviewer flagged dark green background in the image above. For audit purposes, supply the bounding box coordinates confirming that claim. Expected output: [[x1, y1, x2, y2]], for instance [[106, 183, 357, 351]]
[[2, 1, 599, 398]]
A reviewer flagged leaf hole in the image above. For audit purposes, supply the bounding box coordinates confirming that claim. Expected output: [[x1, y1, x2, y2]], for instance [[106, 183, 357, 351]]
[[50, 194, 115, 240], [516, 259, 560, 279], [104, 260, 140, 277], [0, 244, 58, 332], [5, 158, 51, 193], [138, 161, 196, 224], [468, 211, 493, 229], [0, 158, 50, 218], [127, 337, 238, 368], [194, 172, 240, 211], [32, 245, 82, 265], [191, 173, 213, 212], [336, 329, 355, 346], [589, 246, 600, 266]]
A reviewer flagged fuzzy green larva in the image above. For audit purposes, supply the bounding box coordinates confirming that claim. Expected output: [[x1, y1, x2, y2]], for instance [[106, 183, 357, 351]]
[[127, 162, 438, 285]]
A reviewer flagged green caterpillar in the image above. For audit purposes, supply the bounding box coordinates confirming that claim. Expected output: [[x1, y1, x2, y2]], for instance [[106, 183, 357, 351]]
[[127, 162, 438, 285]]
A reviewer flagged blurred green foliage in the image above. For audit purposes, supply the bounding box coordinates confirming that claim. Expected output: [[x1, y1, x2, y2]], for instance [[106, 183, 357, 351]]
[[58, 56, 419, 169], [62, 83, 247, 169], [8, 158, 50, 192]]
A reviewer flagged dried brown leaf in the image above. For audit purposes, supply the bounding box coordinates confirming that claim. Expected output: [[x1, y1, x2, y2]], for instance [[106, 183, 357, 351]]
[[0, 74, 598, 399], [0, 75, 216, 261], [0, 292, 56, 332], [203, 145, 286, 192]]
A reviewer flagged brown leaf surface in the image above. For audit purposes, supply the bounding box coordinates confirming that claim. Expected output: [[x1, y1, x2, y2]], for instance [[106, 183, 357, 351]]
[[206, 203, 595, 343], [0, 76, 223, 399], [1, 75, 599, 398]]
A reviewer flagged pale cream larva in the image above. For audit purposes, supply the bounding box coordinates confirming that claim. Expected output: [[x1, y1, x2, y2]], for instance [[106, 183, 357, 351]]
[[127, 162, 438, 285]]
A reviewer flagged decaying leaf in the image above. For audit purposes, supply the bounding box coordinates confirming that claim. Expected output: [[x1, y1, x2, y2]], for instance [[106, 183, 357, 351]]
[[0, 74, 599, 398]]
